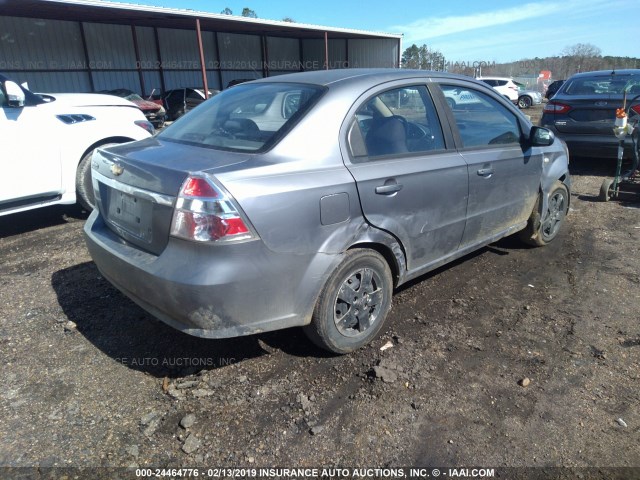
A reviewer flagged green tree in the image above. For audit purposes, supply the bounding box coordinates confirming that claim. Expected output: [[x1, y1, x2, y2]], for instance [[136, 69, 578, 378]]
[[401, 44, 445, 71], [220, 7, 232, 15], [242, 7, 257, 18], [282, 17, 295, 22]]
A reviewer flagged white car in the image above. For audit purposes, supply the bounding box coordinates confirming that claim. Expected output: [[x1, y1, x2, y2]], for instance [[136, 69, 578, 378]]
[[476, 77, 520, 103], [443, 87, 483, 109], [0, 74, 153, 216]]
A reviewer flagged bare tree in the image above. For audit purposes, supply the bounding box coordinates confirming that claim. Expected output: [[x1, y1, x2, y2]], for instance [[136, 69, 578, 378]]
[[560, 43, 602, 76]]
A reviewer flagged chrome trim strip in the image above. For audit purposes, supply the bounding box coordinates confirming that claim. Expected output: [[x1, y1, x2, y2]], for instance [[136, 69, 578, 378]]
[[92, 170, 175, 207]]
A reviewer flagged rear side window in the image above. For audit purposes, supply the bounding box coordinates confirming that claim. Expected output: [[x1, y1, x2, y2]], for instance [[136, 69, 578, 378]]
[[158, 83, 324, 152], [351, 85, 445, 160], [440, 84, 521, 148], [563, 73, 640, 95]]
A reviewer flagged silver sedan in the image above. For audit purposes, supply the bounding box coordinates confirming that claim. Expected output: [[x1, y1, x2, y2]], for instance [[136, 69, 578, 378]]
[[85, 69, 571, 354]]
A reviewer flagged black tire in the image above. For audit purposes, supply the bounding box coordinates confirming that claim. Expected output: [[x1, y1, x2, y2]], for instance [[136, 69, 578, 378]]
[[304, 249, 393, 354], [599, 178, 614, 202], [445, 97, 456, 109], [173, 107, 186, 120], [75, 143, 118, 211], [518, 95, 532, 109], [519, 181, 569, 246]]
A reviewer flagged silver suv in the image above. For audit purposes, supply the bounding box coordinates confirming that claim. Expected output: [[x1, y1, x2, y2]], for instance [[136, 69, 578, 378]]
[[85, 69, 571, 354]]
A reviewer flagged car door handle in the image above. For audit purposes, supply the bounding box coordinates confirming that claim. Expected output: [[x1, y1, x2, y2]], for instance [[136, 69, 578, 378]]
[[477, 168, 494, 177], [375, 184, 403, 195]]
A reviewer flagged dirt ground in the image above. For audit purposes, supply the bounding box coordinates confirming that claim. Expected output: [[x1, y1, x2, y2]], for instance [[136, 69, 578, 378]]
[[1, 105, 639, 478]]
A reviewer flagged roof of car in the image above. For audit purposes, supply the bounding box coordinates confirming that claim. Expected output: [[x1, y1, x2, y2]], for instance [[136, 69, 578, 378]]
[[567, 69, 640, 79], [249, 68, 475, 88]]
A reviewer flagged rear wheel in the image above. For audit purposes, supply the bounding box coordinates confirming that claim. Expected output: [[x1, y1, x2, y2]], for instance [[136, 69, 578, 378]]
[[519, 181, 569, 246], [599, 178, 614, 202], [173, 107, 186, 120], [75, 143, 118, 211], [518, 95, 532, 109], [445, 97, 456, 109], [304, 249, 393, 354]]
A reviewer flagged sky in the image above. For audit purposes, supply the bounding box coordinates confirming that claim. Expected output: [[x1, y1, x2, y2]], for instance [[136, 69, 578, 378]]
[[114, 0, 639, 63]]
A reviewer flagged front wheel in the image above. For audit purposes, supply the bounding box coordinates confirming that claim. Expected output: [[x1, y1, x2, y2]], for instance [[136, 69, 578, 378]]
[[304, 249, 393, 354], [519, 181, 569, 246]]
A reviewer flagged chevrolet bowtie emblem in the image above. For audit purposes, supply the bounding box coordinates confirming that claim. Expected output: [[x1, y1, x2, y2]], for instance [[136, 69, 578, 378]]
[[110, 163, 124, 176]]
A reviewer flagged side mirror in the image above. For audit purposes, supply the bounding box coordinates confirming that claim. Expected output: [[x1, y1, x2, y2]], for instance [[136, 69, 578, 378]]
[[5, 81, 26, 108], [530, 126, 555, 146]]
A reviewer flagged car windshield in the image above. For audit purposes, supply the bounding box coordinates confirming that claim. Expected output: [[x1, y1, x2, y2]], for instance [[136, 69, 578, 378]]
[[563, 73, 640, 96], [123, 93, 144, 102], [158, 82, 324, 152]]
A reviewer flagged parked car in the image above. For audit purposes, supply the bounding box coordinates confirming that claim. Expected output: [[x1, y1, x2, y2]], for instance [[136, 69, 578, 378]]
[[0, 74, 153, 215], [545, 79, 565, 100], [161, 88, 219, 121], [84, 69, 571, 354], [100, 88, 166, 128], [541, 69, 640, 159], [227, 78, 255, 88], [442, 87, 483, 109], [514, 81, 543, 109], [476, 76, 519, 103]]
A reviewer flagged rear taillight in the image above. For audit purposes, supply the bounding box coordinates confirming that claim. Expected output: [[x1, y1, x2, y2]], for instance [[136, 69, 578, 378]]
[[631, 105, 640, 116], [170, 175, 256, 243], [135, 119, 155, 135], [543, 102, 571, 114]]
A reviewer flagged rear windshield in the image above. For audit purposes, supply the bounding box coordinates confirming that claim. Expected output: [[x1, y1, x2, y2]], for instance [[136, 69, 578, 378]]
[[563, 73, 640, 96], [158, 82, 324, 152]]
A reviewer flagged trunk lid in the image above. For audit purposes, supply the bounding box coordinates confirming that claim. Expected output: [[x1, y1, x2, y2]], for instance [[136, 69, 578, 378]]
[[92, 137, 251, 254], [552, 95, 625, 135]]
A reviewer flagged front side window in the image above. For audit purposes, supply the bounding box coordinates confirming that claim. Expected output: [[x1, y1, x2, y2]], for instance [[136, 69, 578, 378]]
[[440, 84, 521, 148], [352, 85, 445, 160], [158, 83, 324, 152]]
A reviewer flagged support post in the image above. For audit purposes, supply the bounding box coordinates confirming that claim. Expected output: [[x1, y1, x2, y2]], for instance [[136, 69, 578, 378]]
[[131, 25, 146, 96], [196, 18, 209, 99], [324, 31, 329, 70]]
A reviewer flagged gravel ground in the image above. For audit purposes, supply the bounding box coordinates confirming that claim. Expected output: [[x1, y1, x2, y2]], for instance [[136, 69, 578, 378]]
[[1, 136, 639, 479]]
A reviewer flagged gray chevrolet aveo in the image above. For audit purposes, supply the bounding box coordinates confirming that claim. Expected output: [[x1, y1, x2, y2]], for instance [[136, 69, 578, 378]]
[[84, 69, 571, 354]]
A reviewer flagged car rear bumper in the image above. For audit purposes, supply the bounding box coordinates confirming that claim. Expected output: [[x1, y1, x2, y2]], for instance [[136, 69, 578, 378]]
[[84, 211, 338, 338], [543, 127, 635, 159]]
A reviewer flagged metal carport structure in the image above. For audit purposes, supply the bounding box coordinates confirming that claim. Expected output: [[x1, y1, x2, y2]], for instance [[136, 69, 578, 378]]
[[0, 0, 402, 95]]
